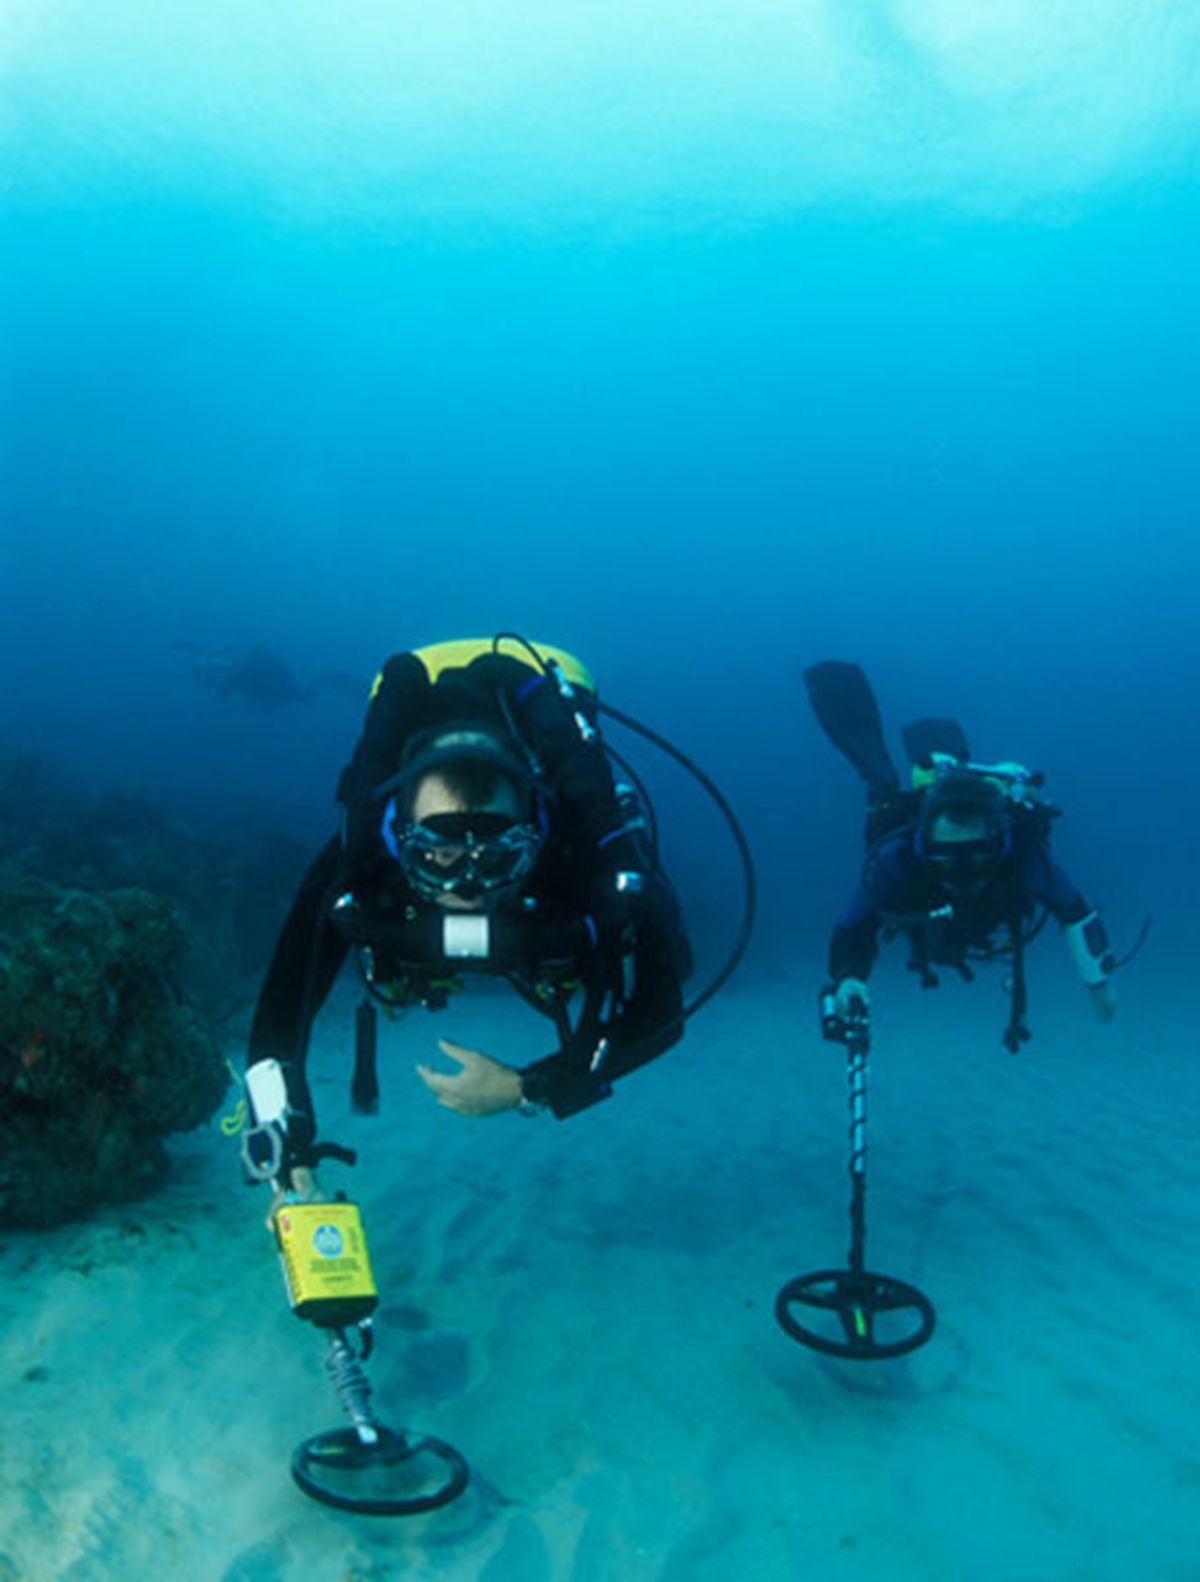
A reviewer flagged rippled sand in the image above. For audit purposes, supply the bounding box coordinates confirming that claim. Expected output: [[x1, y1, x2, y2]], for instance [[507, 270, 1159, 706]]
[[2, 969, 1195, 1580]]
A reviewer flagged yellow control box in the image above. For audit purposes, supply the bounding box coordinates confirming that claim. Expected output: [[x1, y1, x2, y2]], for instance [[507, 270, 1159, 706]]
[[276, 1201, 379, 1327]]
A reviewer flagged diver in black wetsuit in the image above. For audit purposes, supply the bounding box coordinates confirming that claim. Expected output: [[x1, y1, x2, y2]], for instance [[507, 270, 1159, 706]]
[[241, 637, 692, 1210], [807, 662, 1119, 1054], [179, 640, 362, 713]]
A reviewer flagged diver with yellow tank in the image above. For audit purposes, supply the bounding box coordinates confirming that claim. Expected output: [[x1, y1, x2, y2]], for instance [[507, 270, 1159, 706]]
[[238, 634, 752, 1514], [242, 633, 697, 1205]]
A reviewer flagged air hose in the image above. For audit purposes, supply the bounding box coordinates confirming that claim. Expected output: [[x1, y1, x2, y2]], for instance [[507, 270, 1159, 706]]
[[491, 631, 757, 1026]]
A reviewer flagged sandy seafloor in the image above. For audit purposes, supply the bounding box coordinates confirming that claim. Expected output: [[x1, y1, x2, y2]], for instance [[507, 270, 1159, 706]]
[[1, 961, 1196, 1582]]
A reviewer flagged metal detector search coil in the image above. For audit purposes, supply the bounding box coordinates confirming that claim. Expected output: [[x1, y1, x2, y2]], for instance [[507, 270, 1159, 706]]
[[276, 1202, 380, 1328]]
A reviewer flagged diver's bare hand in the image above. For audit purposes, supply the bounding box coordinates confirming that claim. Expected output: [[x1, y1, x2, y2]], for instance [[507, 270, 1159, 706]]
[[1088, 981, 1118, 1024], [265, 1166, 325, 1233], [417, 1039, 524, 1117]]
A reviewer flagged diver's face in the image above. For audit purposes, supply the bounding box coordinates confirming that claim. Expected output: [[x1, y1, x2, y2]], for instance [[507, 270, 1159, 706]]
[[409, 772, 527, 911], [924, 812, 1002, 894]]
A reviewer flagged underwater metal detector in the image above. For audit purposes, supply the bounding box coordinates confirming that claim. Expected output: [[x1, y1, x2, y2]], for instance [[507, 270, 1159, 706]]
[[775, 1009, 935, 1360], [275, 1198, 469, 1516]]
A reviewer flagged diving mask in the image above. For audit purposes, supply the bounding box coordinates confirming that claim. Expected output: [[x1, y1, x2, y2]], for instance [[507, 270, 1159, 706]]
[[922, 835, 1008, 887], [383, 803, 543, 902]]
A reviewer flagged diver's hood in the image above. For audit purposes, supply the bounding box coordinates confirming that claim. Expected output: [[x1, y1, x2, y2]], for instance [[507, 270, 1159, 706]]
[[373, 723, 543, 804]]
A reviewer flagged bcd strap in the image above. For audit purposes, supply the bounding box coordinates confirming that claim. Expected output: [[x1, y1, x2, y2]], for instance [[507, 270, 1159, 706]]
[[333, 895, 595, 976]]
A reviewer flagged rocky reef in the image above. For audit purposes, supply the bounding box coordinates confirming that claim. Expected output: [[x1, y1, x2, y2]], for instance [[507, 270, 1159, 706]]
[[0, 745, 311, 1226], [0, 880, 226, 1225]]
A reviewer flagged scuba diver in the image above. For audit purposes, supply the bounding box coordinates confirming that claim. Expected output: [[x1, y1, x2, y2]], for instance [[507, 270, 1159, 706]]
[[178, 640, 363, 714], [808, 661, 1122, 1054], [241, 636, 701, 1212]]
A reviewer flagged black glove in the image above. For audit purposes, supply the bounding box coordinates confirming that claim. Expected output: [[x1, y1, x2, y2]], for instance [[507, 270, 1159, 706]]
[[819, 978, 871, 1045]]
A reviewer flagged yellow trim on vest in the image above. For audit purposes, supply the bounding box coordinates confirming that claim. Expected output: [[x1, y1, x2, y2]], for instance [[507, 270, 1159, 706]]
[[368, 638, 594, 699]]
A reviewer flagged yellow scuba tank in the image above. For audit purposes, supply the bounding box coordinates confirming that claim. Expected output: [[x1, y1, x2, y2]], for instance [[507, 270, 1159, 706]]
[[275, 1200, 380, 1328], [408, 636, 595, 692]]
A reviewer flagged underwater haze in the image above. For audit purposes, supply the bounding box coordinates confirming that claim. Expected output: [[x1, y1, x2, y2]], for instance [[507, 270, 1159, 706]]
[[2, 2, 1199, 1578], [3, 1, 1198, 945]]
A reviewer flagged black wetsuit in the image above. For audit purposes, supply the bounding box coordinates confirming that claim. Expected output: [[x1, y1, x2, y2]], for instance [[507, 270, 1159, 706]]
[[248, 649, 689, 1159]]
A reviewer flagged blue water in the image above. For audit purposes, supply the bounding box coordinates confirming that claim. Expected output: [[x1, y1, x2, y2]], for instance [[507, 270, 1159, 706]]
[[1, 4, 1197, 1573]]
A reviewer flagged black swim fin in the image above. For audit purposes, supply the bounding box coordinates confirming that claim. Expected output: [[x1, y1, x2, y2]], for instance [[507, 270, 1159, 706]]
[[901, 717, 971, 768], [803, 661, 899, 794]]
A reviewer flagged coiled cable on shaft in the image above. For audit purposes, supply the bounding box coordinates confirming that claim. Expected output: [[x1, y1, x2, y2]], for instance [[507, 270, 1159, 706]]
[[325, 1330, 379, 1444]]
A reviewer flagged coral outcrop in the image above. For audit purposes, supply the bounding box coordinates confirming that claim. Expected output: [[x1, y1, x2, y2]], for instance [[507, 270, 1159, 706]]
[[0, 879, 227, 1226]]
